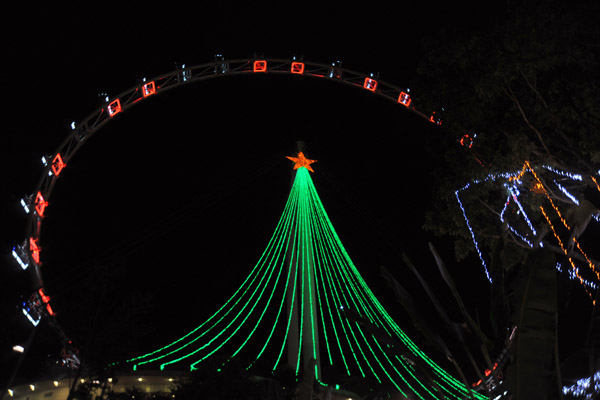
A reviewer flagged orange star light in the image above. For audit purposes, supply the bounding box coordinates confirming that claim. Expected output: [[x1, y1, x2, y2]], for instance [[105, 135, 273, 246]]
[[286, 152, 317, 172]]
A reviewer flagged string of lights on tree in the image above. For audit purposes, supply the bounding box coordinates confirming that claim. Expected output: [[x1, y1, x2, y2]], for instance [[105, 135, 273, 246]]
[[455, 160, 600, 303], [562, 369, 600, 399], [124, 154, 487, 400]]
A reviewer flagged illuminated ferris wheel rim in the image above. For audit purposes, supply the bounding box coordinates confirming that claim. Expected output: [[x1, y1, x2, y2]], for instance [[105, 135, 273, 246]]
[[15, 55, 441, 339], [20, 56, 438, 286]]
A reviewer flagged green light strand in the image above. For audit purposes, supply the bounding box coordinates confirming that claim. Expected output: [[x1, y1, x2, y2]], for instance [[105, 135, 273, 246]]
[[246, 208, 297, 369], [308, 194, 356, 374], [308, 208, 336, 367], [154, 218, 285, 369], [314, 237, 351, 372], [129, 184, 299, 367], [271, 201, 301, 372], [126, 165, 488, 400], [295, 172, 308, 375], [321, 236, 374, 379], [304, 170, 479, 398], [301, 174, 320, 379], [229, 192, 297, 363], [317, 222, 366, 377]]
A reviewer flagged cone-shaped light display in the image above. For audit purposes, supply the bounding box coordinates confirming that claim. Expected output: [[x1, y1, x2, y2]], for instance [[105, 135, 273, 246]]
[[126, 158, 486, 399]]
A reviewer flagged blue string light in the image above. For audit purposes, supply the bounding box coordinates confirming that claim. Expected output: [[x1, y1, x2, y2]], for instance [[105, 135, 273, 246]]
[[542, 165, 583, 181], [562, 369, 600, 398], [455, 184, 492, 283], [553, 180, 580, 205], [555, 262, 598, 290], [455, 163, 600, 289]]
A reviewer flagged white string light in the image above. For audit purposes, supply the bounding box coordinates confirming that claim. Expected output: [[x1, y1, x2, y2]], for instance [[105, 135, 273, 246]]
[[543, 165, 583, 181], [554, 180, 579, 205], [555, 262, 598, 290], [455, 184, 492, 283], [456, 163, 599, 291], [562, 369, 600, 398]]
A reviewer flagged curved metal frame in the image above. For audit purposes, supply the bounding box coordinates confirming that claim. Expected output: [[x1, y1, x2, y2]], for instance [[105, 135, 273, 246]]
[[17, 55, 439, 354]]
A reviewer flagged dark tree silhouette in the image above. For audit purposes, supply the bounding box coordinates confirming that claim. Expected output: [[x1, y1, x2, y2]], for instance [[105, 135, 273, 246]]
[[405, 0, 600, 398]]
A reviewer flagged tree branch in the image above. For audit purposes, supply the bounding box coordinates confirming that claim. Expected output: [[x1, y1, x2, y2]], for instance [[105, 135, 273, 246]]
[[540, 240, 600, 267], [503, 86, 554, 160], [507, 234, 536, 250], [478, 199, 502, 217], [521, 71, 548, 110]]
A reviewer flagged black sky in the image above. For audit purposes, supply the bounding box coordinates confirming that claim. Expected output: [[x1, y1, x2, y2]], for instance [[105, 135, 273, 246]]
[[2, 1, 507, 384]]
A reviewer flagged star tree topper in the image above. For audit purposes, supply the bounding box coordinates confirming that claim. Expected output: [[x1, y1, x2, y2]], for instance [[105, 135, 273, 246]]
[[286, 152, 317, 172]]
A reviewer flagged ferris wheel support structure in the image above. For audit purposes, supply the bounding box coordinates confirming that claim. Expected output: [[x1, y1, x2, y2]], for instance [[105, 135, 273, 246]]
[[14, 55, 441, 373]]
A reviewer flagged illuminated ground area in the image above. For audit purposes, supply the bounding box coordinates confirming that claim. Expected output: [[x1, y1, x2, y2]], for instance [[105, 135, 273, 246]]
[[6, 372, 182, 400], [6, 371, 364, 400]]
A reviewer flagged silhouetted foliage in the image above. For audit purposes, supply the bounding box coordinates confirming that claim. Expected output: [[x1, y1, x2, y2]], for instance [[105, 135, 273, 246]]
[[403, 2, 600, 397], [412, 0, 600, 261]]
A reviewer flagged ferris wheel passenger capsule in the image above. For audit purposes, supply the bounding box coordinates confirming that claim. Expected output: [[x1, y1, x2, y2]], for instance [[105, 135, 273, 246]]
[[181, 64, 191, 81], [329, 61, 342, 78], [214, 54, 229, 74], [253, 60, 267, 72], [291, 61, 305, 74], [107, 99, 122, 117], [12, 242, 29, 270], [398, 91, 411, 107], [51, 153, 66, 176], [142, 81, 156, 97], [429, 109, 443, 125], [20, 198, 30, 214], [363, 77, 378, 91]]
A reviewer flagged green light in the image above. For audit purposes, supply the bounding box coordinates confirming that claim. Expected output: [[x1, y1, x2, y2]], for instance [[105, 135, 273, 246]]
[[123, 165, 488, 399]]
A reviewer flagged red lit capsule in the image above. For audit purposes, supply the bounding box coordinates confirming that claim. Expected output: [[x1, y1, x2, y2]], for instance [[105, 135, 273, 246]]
[[142, 81, 156, 97], [291, 62, 304, 74], [29, 238, 41, 264], [108, 99, 122, 116], [253, 60, 267, 72], [35, 191, 48, 217], [363, 77, 377, 91], [398, 91, 411, 107], [52, 153, 65, 176]]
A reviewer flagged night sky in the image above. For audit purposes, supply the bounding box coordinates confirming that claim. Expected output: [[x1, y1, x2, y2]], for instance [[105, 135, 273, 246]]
[[2, 1, 520, 386]]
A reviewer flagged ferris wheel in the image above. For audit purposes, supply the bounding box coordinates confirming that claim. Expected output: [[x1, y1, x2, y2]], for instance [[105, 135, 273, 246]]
[[11, 54, 444, 372]]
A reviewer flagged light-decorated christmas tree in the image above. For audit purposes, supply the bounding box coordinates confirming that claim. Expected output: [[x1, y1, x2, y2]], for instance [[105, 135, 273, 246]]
[[125, 151, 486, 399]]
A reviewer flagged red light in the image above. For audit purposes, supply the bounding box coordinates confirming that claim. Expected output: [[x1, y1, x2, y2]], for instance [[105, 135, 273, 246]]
[[253, 60, 267, 72], [398, 91, 411, 107], [38, 288, 55, 316], [430, 111, 442, 125], [38, 288, 50, 303], [108, 99, 122, 116], [35, 191, 48, 217], [363, 77, 377, 91], [29, 237, 41, 264], [142, 81, 156, 97], [291, 62, 304, 74], [286, 152, 317, 173], [52, 153, 65, 176], [460, 134, 473, 149]]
